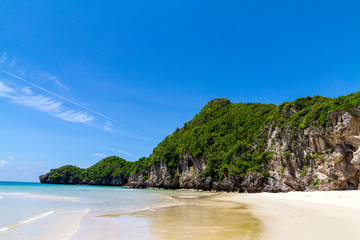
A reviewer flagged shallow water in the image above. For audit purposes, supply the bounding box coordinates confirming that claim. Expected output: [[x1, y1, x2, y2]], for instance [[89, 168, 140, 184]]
[[0, 182, 262, 240], [132, 196, 262, 240]]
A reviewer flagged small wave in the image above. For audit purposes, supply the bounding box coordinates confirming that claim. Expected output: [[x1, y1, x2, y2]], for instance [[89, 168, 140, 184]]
[[0, 192, 30, 195], [0, 192, 80, 201], [97, 202, 188, 218], [54, 208, 90, 240], [0, 210, 54, 233], [97, 207, 151, 218]]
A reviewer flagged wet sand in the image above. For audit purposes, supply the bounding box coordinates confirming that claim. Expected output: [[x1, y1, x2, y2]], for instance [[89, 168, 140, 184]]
[[90, 190, 360, 240], [97, 193, 262, 240], [129, 194, 263, 240]]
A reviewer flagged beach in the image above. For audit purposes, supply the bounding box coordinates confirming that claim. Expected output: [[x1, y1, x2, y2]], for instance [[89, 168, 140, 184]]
[[136, 190, 360, 240], [77, 189, 360, 240], [216, 190, 360, 240], [1, 182, 360, 239], [0, 182, 261, 240]]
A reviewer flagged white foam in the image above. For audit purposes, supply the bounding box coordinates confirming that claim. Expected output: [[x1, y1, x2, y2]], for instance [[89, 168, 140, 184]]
[[0, 210, 54, 233], [62, 208, 90, 240], [0, 192, 80, 201], [0, 192, 30, 195], [36, 208, 90, 240]]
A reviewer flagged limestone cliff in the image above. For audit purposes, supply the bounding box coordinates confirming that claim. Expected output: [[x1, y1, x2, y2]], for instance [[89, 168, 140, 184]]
[[40, 93, 360, 192], [122, 110, 360, 192]]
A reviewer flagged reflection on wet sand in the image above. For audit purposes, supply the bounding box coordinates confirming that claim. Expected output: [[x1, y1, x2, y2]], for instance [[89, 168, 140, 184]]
[[130, 194, 262, 240]]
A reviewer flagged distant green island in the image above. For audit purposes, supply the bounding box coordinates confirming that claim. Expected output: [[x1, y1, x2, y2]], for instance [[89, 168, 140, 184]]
[[40, 91, 360, 192]]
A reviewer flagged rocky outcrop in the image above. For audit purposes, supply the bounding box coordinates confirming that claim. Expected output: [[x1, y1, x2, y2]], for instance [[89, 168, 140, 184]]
[[121, 111, 360, 192], [39, 172, 128, 186], [40, 103, 360, 192], [263, 111, 360, 191]]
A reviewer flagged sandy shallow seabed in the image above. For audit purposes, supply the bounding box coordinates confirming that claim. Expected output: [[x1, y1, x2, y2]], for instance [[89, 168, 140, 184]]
[[93, 193, 263, 240], [215, 190, 360, 240]]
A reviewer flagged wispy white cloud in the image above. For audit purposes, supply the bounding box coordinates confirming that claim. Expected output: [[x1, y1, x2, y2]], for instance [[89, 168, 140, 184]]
[[22, 86, 33, 95], [100, 146, 136, 158], [0, 82, 14, 93], [12, 95, 63, 112], [117, 149, 135, 157], [0, 53, 7, 64], [0, 155, 15, 168], [55, 110, 93, 123], [9, 58, 17, 67], [91, 153, 106, 158], [0, 81, 94, 125], [38, 71, 68, 90], [102, 121, 112, 132], [0, 69, 126, 127], [0, 160, 8, 168]]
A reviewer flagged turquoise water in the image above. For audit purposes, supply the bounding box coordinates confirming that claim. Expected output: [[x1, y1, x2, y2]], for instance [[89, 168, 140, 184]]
[[0, 182, 188, 240], [0, 182, 262, 240]]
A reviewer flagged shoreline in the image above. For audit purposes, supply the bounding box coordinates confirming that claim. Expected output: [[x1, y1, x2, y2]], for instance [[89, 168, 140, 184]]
[[87, 187, 360, 239], [3, 181, 360, 239], [215, 190, 360, 240]]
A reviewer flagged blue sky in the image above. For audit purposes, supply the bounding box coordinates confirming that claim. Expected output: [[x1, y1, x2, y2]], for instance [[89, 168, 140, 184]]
[[1, 1, 360, 182]]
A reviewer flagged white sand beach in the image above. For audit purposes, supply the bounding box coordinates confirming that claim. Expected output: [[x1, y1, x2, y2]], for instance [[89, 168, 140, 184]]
[[2, 184, 360, 240], [216, 191, 360, 240]]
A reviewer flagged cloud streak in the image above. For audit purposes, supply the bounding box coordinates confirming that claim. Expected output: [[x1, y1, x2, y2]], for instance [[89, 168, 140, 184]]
[[102, 121, 112, 132], [0, 53, 6, 64], [0, 82, 93, 124], [0, 82, 14, 93], [9, 58, 17, 67], [117, 149, 136, 157], [22, 87, 33, 95], [91, 153, 106, 158], [0, 69, 127, 127], [0, 160, 8, 168], [38, 71, 68, 90], [55, 109, 93, 123]]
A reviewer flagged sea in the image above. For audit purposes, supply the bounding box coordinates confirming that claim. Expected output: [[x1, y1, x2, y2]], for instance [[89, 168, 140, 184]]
[[0, 181, 262, 240]]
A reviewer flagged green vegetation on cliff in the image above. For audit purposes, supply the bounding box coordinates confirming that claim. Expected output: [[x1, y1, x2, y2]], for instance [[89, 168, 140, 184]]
[[268, 91, 360, 129], [47, 156, 131, 183], [42, 91, 360, 185], [84, 156, 132, 181], [47, 165, 84, 182], [148, 98, 275, 179]]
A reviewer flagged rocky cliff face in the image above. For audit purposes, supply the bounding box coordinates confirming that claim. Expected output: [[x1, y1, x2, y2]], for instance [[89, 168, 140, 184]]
[[40, 95, 360, 192], [264, 109, 360, 192], [121, 109, 360, 192]]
